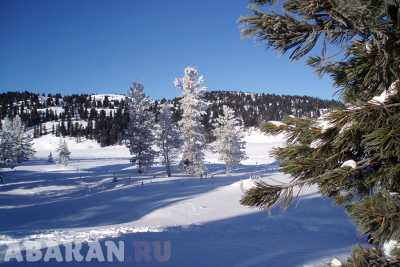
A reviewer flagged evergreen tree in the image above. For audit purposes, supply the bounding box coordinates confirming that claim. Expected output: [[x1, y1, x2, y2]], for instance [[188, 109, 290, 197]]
[[239, 0, 400, 264], [213, 106, 247, 174], [175, 67, 208, 175], [48, 152, 54, 163], [0, 116, 34, 167], [103, 96, 110, 108], [126, 82, 157, 173], [57, 139, 71, 165], [74, 122, 82, 143], [156, 103, 183, 177], [13, 115, 35, 163], [0, 118, 17, 168]]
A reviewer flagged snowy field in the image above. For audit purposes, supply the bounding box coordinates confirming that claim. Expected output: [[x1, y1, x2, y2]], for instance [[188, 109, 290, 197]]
[[0, 130, 363, 266]]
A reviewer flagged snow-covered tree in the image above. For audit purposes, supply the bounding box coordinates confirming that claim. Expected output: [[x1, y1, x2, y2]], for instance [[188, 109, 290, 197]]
[[0, 116, 35, 167], [57, 139, 71, 165], [213, 106, 247, 174], [175, 67, 208, 175], [156, 103, 182, 177], [0, 118, 16, 168], [126, 82, 157, 173], [13, 115, 35, 163]]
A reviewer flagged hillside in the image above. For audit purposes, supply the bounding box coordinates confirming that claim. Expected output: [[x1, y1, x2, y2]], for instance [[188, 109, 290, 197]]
[[0, 91, 342, 146]]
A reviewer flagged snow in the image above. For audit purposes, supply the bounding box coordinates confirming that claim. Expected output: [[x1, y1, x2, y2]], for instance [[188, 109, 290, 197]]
[[32, 134, 130, 159], [310, 139, 324, 149], [383, 240, 399, 258], [267, 121, 286, 127], [243, 127, 285, 144], [339, 121, 353, 134], [0, 185, 77, 196], [315, 114, 335, 133], [37, 106, 64, 115], [371, 91, 393, 104], [369, 80, 399, 104], [365, 41, 373, 54], [0, 130, 361, 266], [341, 160, 357, 169], [91, 94, 126, 102], [95, 107, 117, 116], [330, 257, 343, 266]]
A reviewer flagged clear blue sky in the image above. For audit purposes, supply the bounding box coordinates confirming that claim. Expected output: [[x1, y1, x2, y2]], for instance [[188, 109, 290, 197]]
[[0, 0, 337, 100]]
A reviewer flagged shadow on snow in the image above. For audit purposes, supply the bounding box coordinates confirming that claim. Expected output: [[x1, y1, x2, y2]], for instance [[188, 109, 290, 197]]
[[0, 161, 278, 233]]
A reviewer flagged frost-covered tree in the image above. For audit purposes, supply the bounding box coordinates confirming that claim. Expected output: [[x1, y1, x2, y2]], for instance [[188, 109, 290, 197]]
[[239, 0, 400, 264], [0, 116, 34, 167], [13, 115, 35, 163], [0, 118, 16, 168], [57, 139, 70, 165], [175, 67, 208, 175], [126, 82, 157, 173], [156, 103, 182, 177], [214, 106, 246, 174]]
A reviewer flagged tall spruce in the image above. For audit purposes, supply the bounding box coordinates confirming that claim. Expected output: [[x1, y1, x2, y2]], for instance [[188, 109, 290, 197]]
[[126, 82, 157, 173], [239, 0, 400, 264], [156, 103, 183, 177], [0, 118, 17, 167], [175, 67, 208, 175], [57, 139, 70, 166], [13, 115, 35, 163], [213, 106, 247, 174]]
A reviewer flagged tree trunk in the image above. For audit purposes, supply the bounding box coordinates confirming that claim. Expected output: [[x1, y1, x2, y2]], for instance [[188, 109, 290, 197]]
[[166, 164, 171, 177], [165, 151, 171, 177]]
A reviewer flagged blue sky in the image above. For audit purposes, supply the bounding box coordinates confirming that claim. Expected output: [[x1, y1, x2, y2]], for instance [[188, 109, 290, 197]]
[[0, 0, 337, 100]]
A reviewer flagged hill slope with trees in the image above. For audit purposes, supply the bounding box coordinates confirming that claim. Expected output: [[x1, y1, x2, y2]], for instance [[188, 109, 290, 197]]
[[0, 90, 341, 146]]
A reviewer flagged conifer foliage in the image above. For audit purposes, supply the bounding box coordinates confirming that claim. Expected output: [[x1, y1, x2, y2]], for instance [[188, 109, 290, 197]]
[[13, 115, 35, 163], [0, 118, 17, 167], [175, 67, 208, 175], [240, 0, 400, 264], [57, 139, 70, 166], [126, 82, 157, 173], [0, 115, 35, 168], [213, 106, 247, 174], [156, 103, 183, 177]]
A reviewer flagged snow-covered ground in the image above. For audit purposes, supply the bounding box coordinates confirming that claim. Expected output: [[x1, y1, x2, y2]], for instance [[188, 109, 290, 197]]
[[0, 130, 362, 266], [91, 94, 125, 102]]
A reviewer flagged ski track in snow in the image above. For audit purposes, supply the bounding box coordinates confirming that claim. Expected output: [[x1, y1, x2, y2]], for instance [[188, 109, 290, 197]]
[[0, 129, 362, 266]]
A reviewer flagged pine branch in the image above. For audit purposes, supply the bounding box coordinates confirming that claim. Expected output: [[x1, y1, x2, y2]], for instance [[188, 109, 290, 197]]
[[339, 245, 400, 267], [241, 157, 376, 210], [264, 116, 317, 144], [348, 193, 400, 245], [240, 181, 282, 208]]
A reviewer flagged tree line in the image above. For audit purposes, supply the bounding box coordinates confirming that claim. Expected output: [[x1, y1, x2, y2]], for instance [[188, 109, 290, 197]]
[[0, 91, 341, 146]]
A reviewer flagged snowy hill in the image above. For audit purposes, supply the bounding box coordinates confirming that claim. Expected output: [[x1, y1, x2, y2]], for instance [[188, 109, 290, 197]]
[[0, 91, 341, 147], [0, 129, 360, 266], [33, 134, 130, 159], [91, 93, 126, 102]]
